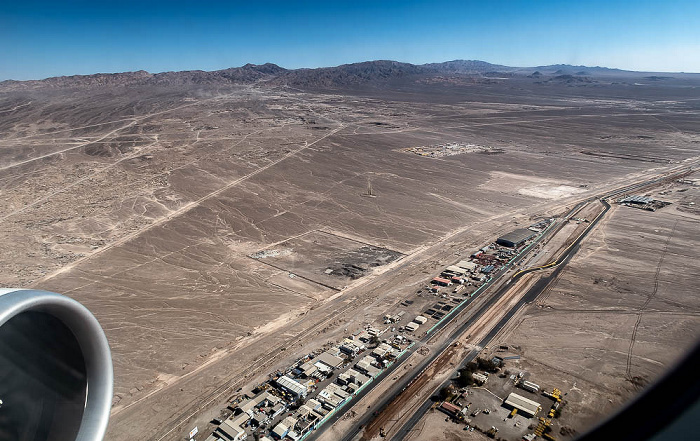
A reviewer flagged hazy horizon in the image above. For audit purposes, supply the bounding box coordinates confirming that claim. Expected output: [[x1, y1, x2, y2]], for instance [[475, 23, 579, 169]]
[[3, 58, 700, 84]]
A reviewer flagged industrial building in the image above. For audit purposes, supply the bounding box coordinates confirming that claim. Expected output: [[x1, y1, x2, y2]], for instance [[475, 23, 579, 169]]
[[317, 383, 351, 411], [238, 391, 282, 415], [339, 341, 361, 356], [306, 398, 322, 412], [619, 195, 671, 211], [297, 360, 318, 378], [520, 380, 540, 394], [472, 373, 488, 384], [372, 342, 394, 359], [496, 229, 537, 247], [338, 368, 370, 386], [404, 322, 420, 332], [271, 416, 297, 439], [317, 350, 345, 369], [355, 356, 381, 377], [216, 414, 250, 441], [202, 308, 419, 441], [443, 265, 467, 276], [431, 277, 452, 286], [439, 401, 462, 418], [275, 375, 307, 399], [456, 260, 478, 272], [619, 195, 654, 204], [504, 392, 542, 417]]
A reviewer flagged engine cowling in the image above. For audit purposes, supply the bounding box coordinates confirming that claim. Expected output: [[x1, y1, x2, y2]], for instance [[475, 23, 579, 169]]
[[0, 289, 112, 441]]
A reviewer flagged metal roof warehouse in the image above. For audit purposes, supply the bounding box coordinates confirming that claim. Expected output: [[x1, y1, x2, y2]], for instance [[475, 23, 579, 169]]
[[275, 375, 307, 398], [316, 351, 344, 369], [444, 265, 467, 275], [456, 260, 478, 271], [620, 195, 654, 204], [504, 392, 542, 417], [496, 228, 537, 247]]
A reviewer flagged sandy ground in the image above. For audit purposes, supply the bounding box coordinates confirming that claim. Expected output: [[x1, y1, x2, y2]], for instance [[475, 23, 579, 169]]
[[0, 80, 698, 440], [408, 410, 488, 441], [481, 177, 700, 438]]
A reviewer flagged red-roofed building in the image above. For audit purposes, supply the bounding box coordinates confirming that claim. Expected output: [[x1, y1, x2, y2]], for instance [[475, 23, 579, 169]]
[[431, 277, 452, 286], [439, 401, 461, 416]]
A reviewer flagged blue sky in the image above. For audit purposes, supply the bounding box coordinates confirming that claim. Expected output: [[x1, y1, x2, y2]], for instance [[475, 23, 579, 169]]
[[1, 0, 698, 80]]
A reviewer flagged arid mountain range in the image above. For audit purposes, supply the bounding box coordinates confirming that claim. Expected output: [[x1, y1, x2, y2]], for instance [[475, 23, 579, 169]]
[[1, 59, 695, 91]]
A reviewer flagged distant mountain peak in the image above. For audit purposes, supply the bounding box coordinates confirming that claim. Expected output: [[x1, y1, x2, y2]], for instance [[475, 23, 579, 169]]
[[422, 59, 511, 73]]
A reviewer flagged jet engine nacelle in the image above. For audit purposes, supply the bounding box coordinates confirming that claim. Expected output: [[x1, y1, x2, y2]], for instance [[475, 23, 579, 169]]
[[0, 289, 112, 441]]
